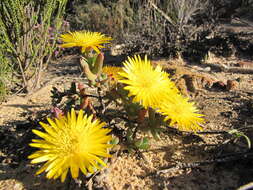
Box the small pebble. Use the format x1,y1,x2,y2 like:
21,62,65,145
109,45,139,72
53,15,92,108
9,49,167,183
226,80,238,91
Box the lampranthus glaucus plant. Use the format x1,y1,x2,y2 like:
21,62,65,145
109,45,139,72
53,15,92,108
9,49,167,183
60,31,112,53
28,109,112,182
118,55,178,109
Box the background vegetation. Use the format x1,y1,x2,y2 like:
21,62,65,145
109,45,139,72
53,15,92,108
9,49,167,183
0,0,252,100
66,0,253,57
0,0,68,96
0,42,11,101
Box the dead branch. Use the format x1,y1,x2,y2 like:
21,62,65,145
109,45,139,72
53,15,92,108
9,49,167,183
166,126,228,135
204,62,253,74
237,182,253,190
149,1,176,26
227,67,253,74
154,152,253,175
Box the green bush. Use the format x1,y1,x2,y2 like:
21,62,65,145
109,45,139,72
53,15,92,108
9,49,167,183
0,0,68,93
0,44,11,101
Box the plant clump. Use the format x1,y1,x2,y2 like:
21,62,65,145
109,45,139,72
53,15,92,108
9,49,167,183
29,30,205,183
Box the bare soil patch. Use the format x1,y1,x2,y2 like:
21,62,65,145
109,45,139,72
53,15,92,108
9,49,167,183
0,53,253,190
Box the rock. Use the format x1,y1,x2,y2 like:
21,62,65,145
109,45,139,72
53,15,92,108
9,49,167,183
226,80,238,91
13,183,24,190
110,44,126,56
237,61,253,68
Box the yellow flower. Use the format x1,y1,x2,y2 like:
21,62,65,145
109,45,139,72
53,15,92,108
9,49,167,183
118,55,178,108
158,95,204,132
28,109,112,182
102,66,123,81
60,31,112,53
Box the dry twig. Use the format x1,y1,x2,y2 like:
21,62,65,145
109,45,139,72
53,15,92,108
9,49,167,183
204,63,253,74
153,152,253,176
237,182,253,190
149,1,176,26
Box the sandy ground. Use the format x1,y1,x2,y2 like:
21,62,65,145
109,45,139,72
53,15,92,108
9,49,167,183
0,53,253,190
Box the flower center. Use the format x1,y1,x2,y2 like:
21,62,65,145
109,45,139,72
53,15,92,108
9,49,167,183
140,78,152,88
58,130,81,156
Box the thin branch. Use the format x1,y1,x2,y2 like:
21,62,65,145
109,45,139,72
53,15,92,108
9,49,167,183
237,182,253,190
85,94,100,99
204,62,253,74
196,130,228,135
145,152,253,177
166,126,228,135
97,87,105,114
149,1,176,26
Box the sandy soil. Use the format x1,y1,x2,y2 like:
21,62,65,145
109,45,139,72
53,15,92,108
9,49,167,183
0,53,253,190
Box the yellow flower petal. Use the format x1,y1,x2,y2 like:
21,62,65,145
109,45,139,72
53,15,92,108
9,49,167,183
61,169,69,182
70,159,79,179
30,154,56,164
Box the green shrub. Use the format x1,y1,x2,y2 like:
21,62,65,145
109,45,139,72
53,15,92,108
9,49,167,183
0,0,68,93
0,41,11,101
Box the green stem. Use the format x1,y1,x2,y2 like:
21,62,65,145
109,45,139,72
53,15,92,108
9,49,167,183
148,107,156,122
80,57,97,82
91,53,104,76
